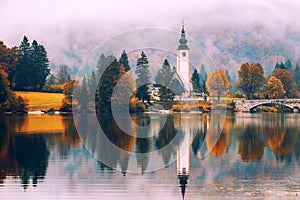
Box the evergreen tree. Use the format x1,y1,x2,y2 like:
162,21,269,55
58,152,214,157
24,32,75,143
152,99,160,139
135,52,151,103
199,64,208,93
285,59,293,71
191,68,201,92
15,36,32,90
274,62,286,71
225,70,231,83
15,36,49,91
293,63,300,92
57,65,71,84
79,76,89,112
155,59,175,108
31,40,50,90
88,70,97,94
96,55,120,113
119,50,130,72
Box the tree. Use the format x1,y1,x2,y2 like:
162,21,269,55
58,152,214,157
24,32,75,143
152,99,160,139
15,36,49,91
96,55,121,113
0,41,19,88
191,68,201,93
155,59,175,108
199,64,208,93
57,65,71,84
273,68,297,98
237,62,265,99
119,50,130,72
285,59,293,71
135,51,151,103
267,76,285,99
206,70,229,102
46,74,56,85
15,36,31,90
225,70,231,83
78,76,89,112
88,70,97,94
111,64,136,111
293,63,300,92
30,40,50,90
0,69,9,104
274,62,286,71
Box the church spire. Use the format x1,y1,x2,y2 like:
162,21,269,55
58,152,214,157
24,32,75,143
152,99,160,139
177,22,189,50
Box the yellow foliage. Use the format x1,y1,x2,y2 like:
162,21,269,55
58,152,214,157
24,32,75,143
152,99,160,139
182,104,191,112
172,104,181,112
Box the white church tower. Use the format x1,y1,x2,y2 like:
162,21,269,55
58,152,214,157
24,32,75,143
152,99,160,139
176,23,191,95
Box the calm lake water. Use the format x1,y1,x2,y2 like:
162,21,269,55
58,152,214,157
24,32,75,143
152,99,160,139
1,113,300,199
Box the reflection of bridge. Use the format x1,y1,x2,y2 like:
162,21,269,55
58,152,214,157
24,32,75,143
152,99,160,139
233,99,300,112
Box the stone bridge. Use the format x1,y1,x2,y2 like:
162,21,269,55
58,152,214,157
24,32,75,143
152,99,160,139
232,99,300,112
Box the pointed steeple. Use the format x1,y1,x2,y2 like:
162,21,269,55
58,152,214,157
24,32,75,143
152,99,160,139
177,22,189,50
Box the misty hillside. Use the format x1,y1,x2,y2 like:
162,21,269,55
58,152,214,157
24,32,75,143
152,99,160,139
50,22,300,78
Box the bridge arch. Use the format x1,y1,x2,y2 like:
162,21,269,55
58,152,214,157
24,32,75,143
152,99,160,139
249,102,294,112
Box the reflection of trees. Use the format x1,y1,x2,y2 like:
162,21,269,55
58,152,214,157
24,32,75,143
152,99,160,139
0,116,49,189
82,114,137,175
205,116,231,156
238,126,264,162
155,115,178,166
268,127,296,159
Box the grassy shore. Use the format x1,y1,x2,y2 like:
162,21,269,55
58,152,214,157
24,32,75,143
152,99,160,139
16,91,64,111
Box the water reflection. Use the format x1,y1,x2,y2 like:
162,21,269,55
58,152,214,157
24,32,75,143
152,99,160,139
0,115,80,189
1,113,300,198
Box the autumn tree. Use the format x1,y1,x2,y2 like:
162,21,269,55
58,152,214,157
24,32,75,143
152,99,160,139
267,76,285,99
206,70,229,102
111,64,136,111
0,41,19,88
273,68,297,98
135,51,151,103
0,69,9,104
237,62,265,99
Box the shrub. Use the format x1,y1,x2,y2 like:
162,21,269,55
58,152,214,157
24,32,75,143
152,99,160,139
172,104,181,112
59,99,72,112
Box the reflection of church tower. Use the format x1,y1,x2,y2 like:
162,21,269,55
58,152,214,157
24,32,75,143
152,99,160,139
177,125,191,199
177,22,191,94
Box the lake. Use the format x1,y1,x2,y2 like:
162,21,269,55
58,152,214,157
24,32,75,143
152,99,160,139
0,113,300,199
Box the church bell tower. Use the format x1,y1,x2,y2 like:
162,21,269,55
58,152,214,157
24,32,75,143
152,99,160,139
176,23,191,95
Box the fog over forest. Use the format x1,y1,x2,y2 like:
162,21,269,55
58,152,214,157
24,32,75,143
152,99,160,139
1,0,300,76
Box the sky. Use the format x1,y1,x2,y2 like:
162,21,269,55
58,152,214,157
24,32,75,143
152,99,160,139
0,0,299,67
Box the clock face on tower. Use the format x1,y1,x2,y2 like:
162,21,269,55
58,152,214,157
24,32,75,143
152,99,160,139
182,52,186,57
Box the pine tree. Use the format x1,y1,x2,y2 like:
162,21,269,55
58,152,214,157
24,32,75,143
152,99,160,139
225,70,231,83
57,65,71,84
191,68,201,92
119,50,130,72
15,36,32,90
285,59,293,71
15,36,49,91
79,76,89,112
88,70,97,94
31,40,50,90
293,63,300,92
135,52,151,103
199,64,208,93
155,59,175,108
